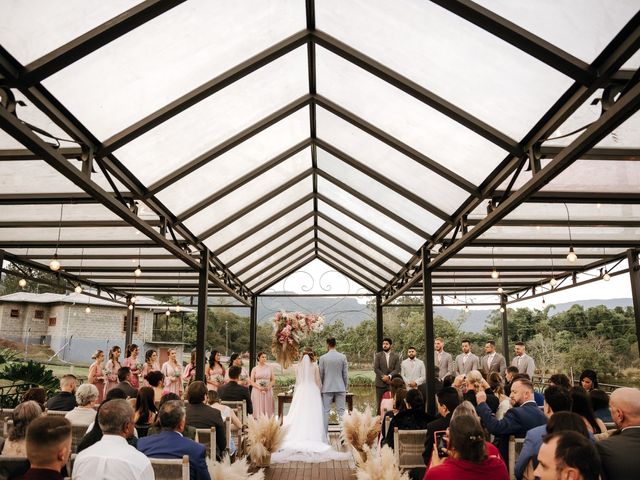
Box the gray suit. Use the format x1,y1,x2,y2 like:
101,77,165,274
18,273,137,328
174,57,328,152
434,351,454,379
481,353,507,376
511,354,535,379
454,353,479,375
319,349,348,433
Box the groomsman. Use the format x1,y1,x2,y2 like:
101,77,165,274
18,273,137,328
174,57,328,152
511,341,536,379
373,338,401,412
401,347,425,389
454,339,479,376
481,340,507,376
434,337,454,379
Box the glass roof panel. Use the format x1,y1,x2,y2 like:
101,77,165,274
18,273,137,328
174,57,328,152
232,222,315,272
0,226,147,241
248,251,315,291
316,148,443,234
469,202,640,222
209,200,313,259
316,0,573,139
240,233,315,280
0,161,80,193
317,248,384,289
0,1,140,64
317,177,425,248
473,0,639,64
43,0,306,139
477,225,640,241
316,231,390,281
112,47,308,185
441,256,594,269
317,200,411,262
186,177,311,239
315,47,507,186
0,204,121,222
316,108,468,215
157,109,310,214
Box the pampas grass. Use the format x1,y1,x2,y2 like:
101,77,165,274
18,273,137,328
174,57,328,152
341,406,380,452
207,455,264,480
246,414,287,463
355,445,409,480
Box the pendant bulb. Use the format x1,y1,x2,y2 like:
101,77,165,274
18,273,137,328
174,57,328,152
74,285,82,294
603,272,611,282
49,253,61,271
85,306,91,314
491,268,500,279
550,277,558,287
18,278,27,288
567,247,577,263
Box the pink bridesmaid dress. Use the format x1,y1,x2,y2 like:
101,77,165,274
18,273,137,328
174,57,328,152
162,361,183,396
250,364,274,418
123,356,141,389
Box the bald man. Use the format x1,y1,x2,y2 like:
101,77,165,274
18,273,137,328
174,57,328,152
596,387,640,480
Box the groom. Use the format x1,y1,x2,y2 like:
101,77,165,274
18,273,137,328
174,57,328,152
319,337,348,434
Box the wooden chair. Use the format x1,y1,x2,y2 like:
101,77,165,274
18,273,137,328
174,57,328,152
65,453,77,478
221,400,247,426
383,415,391,439
508,435,526,480
0,408,13,424
70,424,88,453
45,410,69,417
195,427,217,462
0,456,30,479
3,419,13,437
393,428,428,468
224,416,232,457
149,455,189,480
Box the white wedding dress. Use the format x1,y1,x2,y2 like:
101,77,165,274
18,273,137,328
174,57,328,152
270,355,351,463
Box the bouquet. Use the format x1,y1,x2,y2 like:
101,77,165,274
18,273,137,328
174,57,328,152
212,374,225,384
257,379,270,393
271,311,324,368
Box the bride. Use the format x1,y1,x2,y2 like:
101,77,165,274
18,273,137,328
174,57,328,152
271,349,350,463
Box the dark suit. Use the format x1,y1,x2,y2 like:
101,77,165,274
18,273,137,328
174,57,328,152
217,381,253,415
464,389,500,414
383,409,433,449
114,381,138,398
373,350,401,410
422,413,452,465
476,400,546,461
138,430,210,480
185,403,226,459
597,427,640,480
45,391,76,411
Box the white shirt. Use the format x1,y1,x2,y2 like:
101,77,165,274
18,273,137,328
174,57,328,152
73,434,155,480
462,352,470,364
384,351,390,367
65,407,97,426
401,357,426,386
486,353,495,370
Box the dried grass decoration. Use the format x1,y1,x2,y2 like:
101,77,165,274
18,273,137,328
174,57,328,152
355,445,410,480
246,414,288,467
340,406,381,461
207,455,264,480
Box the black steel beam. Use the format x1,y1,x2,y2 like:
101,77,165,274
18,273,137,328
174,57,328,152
0,240,161,248
307,0,319,258
500,294,509,358
0,220,161,228
249,295,258,374
467,218,640,228
0,193,134,205
196,250,209,381
465,239,640,248
539,146,640,160
376,294,383,354
21,1,186,85
423,247,436,415
0,147,82,160
512,191,640,204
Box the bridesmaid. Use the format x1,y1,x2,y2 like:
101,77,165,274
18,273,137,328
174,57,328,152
88,350,106,404
226,352,249,387
104,345,121,395
123,344,141,389
141,349,160,386
183,350,197,386
250,352,274,418
205,350,225,391
161,348,183,396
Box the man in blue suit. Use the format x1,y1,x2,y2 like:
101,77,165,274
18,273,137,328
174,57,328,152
138,400,211,480
476,378,546,462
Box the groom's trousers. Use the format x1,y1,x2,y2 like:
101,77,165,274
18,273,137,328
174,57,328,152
322,391,346,433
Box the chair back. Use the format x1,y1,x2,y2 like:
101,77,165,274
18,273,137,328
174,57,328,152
221,400,246,425
195,427,216,461
65,453,77,478
45,410,69,417
0,456,30,479
384,415,391,438
393,428,428,468
508,435,526,479
71,424,88,453
0,408,13,424
3,419,13,437
224,416,231,455
149,455,189,480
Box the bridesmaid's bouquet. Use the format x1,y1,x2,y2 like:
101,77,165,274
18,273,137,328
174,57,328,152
271,311,324,369
257,379,269,392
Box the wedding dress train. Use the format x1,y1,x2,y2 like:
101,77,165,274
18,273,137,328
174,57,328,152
270,355,351,463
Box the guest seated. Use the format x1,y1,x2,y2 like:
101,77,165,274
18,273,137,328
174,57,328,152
547,373,572,390
22,415,72,480
570,387,606,434
380,377,405,416
380,387,407,443
207,390,241,456
422,387,460,466
464,370,498,413
424,415,509,480
65,384,99,426
1,401,42,456
513,373,543,406
73,399,153,480
134,387,158,426
579,369,598,392
147,393,197,441
184,381,226,460
451,375,466,397
46,375,77,411
504,366,519,396
488,372,511,419
589,389,612,423
145,370,166,406
77,388,134,453
115,367,138,399
138,400,211,480
534,431,601,480
441,375,455,390
218,366,253,416
22,387,47,412
384,389,433,449
596,387,640,480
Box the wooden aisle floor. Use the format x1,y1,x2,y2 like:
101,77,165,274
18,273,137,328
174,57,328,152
263,431,356,480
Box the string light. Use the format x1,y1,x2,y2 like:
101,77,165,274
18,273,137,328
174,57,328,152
128,304,133,310
490,247,499,279
50,204,64,271
564,204,577,262
497,286,504,294
74,285,82,294
602,248,610,281
85,306,91,314
133,247,142,277
18,278,27,288
165,309,171,317
499,306,505,313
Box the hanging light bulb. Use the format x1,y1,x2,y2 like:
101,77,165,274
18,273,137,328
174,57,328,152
128,304,134,310
499,306,505,313
85,306,91,314
550,277,558,287
491,268,500,279
603,271,611,281
134,265,142,277
165,309,171,317
463,305,469,313
175,304,181,313
567,247,577,263
18,278,27,288
497,286,504,294
131,296,137,304
541,297,546,308
49,253,61,271
74,284,83,294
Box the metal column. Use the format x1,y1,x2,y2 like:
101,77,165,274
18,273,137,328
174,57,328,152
422,247,436,416
500,294,509,360
125,295,134,349
375,294,383,352
249,295,258,373
196,249,209,381
627,249,640,356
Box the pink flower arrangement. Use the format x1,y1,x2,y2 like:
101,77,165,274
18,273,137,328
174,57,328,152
271,311,324,368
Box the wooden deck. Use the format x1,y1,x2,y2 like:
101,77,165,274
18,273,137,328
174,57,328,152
263,432,356,480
